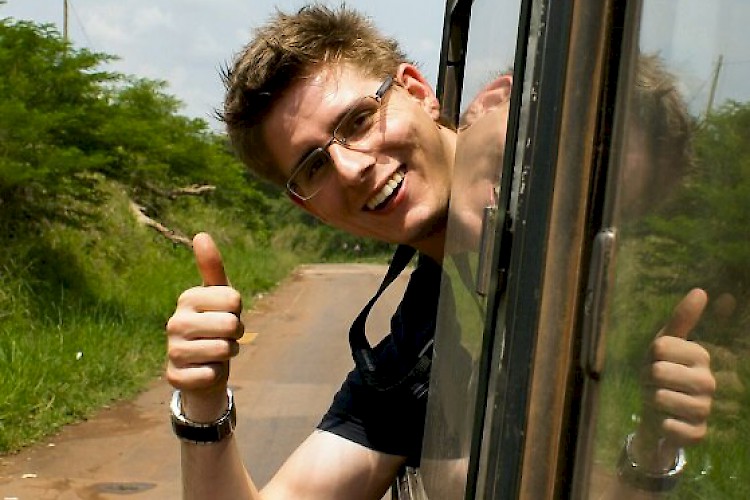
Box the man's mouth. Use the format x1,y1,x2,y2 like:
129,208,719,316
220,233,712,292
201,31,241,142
365,169,405,211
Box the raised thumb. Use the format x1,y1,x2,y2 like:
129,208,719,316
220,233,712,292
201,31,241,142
192,232,229,286
656,288,708,340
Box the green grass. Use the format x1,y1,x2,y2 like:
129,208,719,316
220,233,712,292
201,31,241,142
0,177,394,454
0,309,163,450
0,183,305,453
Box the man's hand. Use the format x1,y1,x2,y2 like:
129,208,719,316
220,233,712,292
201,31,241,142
166,232,245,423
634,288,716,470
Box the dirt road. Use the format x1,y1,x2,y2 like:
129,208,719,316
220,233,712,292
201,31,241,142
0,263,409,499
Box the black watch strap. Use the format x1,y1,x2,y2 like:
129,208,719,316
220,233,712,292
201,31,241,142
170,389,236,444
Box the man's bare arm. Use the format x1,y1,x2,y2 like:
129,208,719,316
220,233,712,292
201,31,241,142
167,233,404,500
262,431,405,500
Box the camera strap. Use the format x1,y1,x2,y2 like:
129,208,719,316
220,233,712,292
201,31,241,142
349,245,434,399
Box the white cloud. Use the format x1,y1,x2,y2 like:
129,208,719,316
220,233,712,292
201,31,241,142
132,5,174,33
81,8,131,46
190,28,225,58
1,0,443,122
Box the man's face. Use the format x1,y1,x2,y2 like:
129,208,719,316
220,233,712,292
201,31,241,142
262,64,455,258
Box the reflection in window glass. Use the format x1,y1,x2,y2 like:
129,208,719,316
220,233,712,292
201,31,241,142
460,0,519,115
419,0,520,498
590,1,749,498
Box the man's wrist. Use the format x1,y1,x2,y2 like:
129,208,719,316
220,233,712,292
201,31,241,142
617,433,686,492
171,388,236,444
180,387,231,423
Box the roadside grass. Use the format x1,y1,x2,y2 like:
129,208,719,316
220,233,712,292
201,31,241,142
0,184,303,453
0,308,164,451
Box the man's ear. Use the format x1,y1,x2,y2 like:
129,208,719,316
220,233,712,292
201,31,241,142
459,74,513,128
481,74,513,107
286,191,327,222
395,63,441,121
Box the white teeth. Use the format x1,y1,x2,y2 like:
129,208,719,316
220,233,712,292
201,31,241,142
366,170,404,210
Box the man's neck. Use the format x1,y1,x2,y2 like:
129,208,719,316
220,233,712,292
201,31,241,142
413,229,447,263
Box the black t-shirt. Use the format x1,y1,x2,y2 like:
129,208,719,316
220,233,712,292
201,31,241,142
317,253,442,464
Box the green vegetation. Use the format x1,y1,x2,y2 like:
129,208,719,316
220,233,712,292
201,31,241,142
0,16,390,453
594,101,750,498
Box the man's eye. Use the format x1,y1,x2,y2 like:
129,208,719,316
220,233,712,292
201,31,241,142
304,153,330,181
339,107,377,141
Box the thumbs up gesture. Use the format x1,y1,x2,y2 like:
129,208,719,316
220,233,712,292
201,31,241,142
633,288,716,470
166,233,245,422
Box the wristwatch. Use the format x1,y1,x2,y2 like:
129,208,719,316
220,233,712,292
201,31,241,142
617,433,686,492
170,388,236,444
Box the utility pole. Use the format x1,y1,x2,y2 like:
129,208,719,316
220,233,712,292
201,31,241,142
705,54,724,117
63,0,69,43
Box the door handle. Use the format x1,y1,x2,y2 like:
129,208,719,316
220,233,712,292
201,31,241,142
581,228,617,378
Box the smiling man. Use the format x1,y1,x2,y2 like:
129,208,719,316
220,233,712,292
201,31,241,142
164,5,715,500
265,64,454,258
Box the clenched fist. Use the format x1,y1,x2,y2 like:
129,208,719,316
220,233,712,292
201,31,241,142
634,288,716,470
166,233,245,422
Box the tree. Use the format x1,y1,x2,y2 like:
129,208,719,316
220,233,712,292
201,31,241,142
644,102,750,290
638,100,750,343
0,17,271,242
0,19,116,228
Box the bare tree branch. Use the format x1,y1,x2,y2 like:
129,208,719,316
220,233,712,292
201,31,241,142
129,201,192,248
171,184,216,197
140,182,216,200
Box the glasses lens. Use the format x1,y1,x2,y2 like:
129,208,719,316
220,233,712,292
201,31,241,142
289,150,332,199
334,97,380,146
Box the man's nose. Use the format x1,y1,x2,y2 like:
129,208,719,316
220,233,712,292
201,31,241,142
327,143,375,184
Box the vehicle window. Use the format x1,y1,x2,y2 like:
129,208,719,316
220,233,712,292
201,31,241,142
586,1,750,498
419,0,521,498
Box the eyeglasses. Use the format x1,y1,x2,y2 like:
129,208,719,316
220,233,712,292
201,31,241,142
286,76,395,201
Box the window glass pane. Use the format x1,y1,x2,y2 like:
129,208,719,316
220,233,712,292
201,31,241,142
588,1,750,498
419,0,520,498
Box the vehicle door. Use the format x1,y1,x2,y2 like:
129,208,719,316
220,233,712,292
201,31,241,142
401,0,750,499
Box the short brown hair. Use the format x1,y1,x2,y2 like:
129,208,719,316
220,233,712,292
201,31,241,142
633,54,693,169
219,4,410,186
618,53,694,217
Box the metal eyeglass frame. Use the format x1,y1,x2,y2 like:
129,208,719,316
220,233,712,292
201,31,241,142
285,75,395,201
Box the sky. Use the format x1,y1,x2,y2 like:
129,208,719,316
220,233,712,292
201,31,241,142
1,0,446,129
3,0,748,126
640,0,750,116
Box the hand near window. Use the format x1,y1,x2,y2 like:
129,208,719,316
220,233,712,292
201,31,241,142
633,288,715,472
